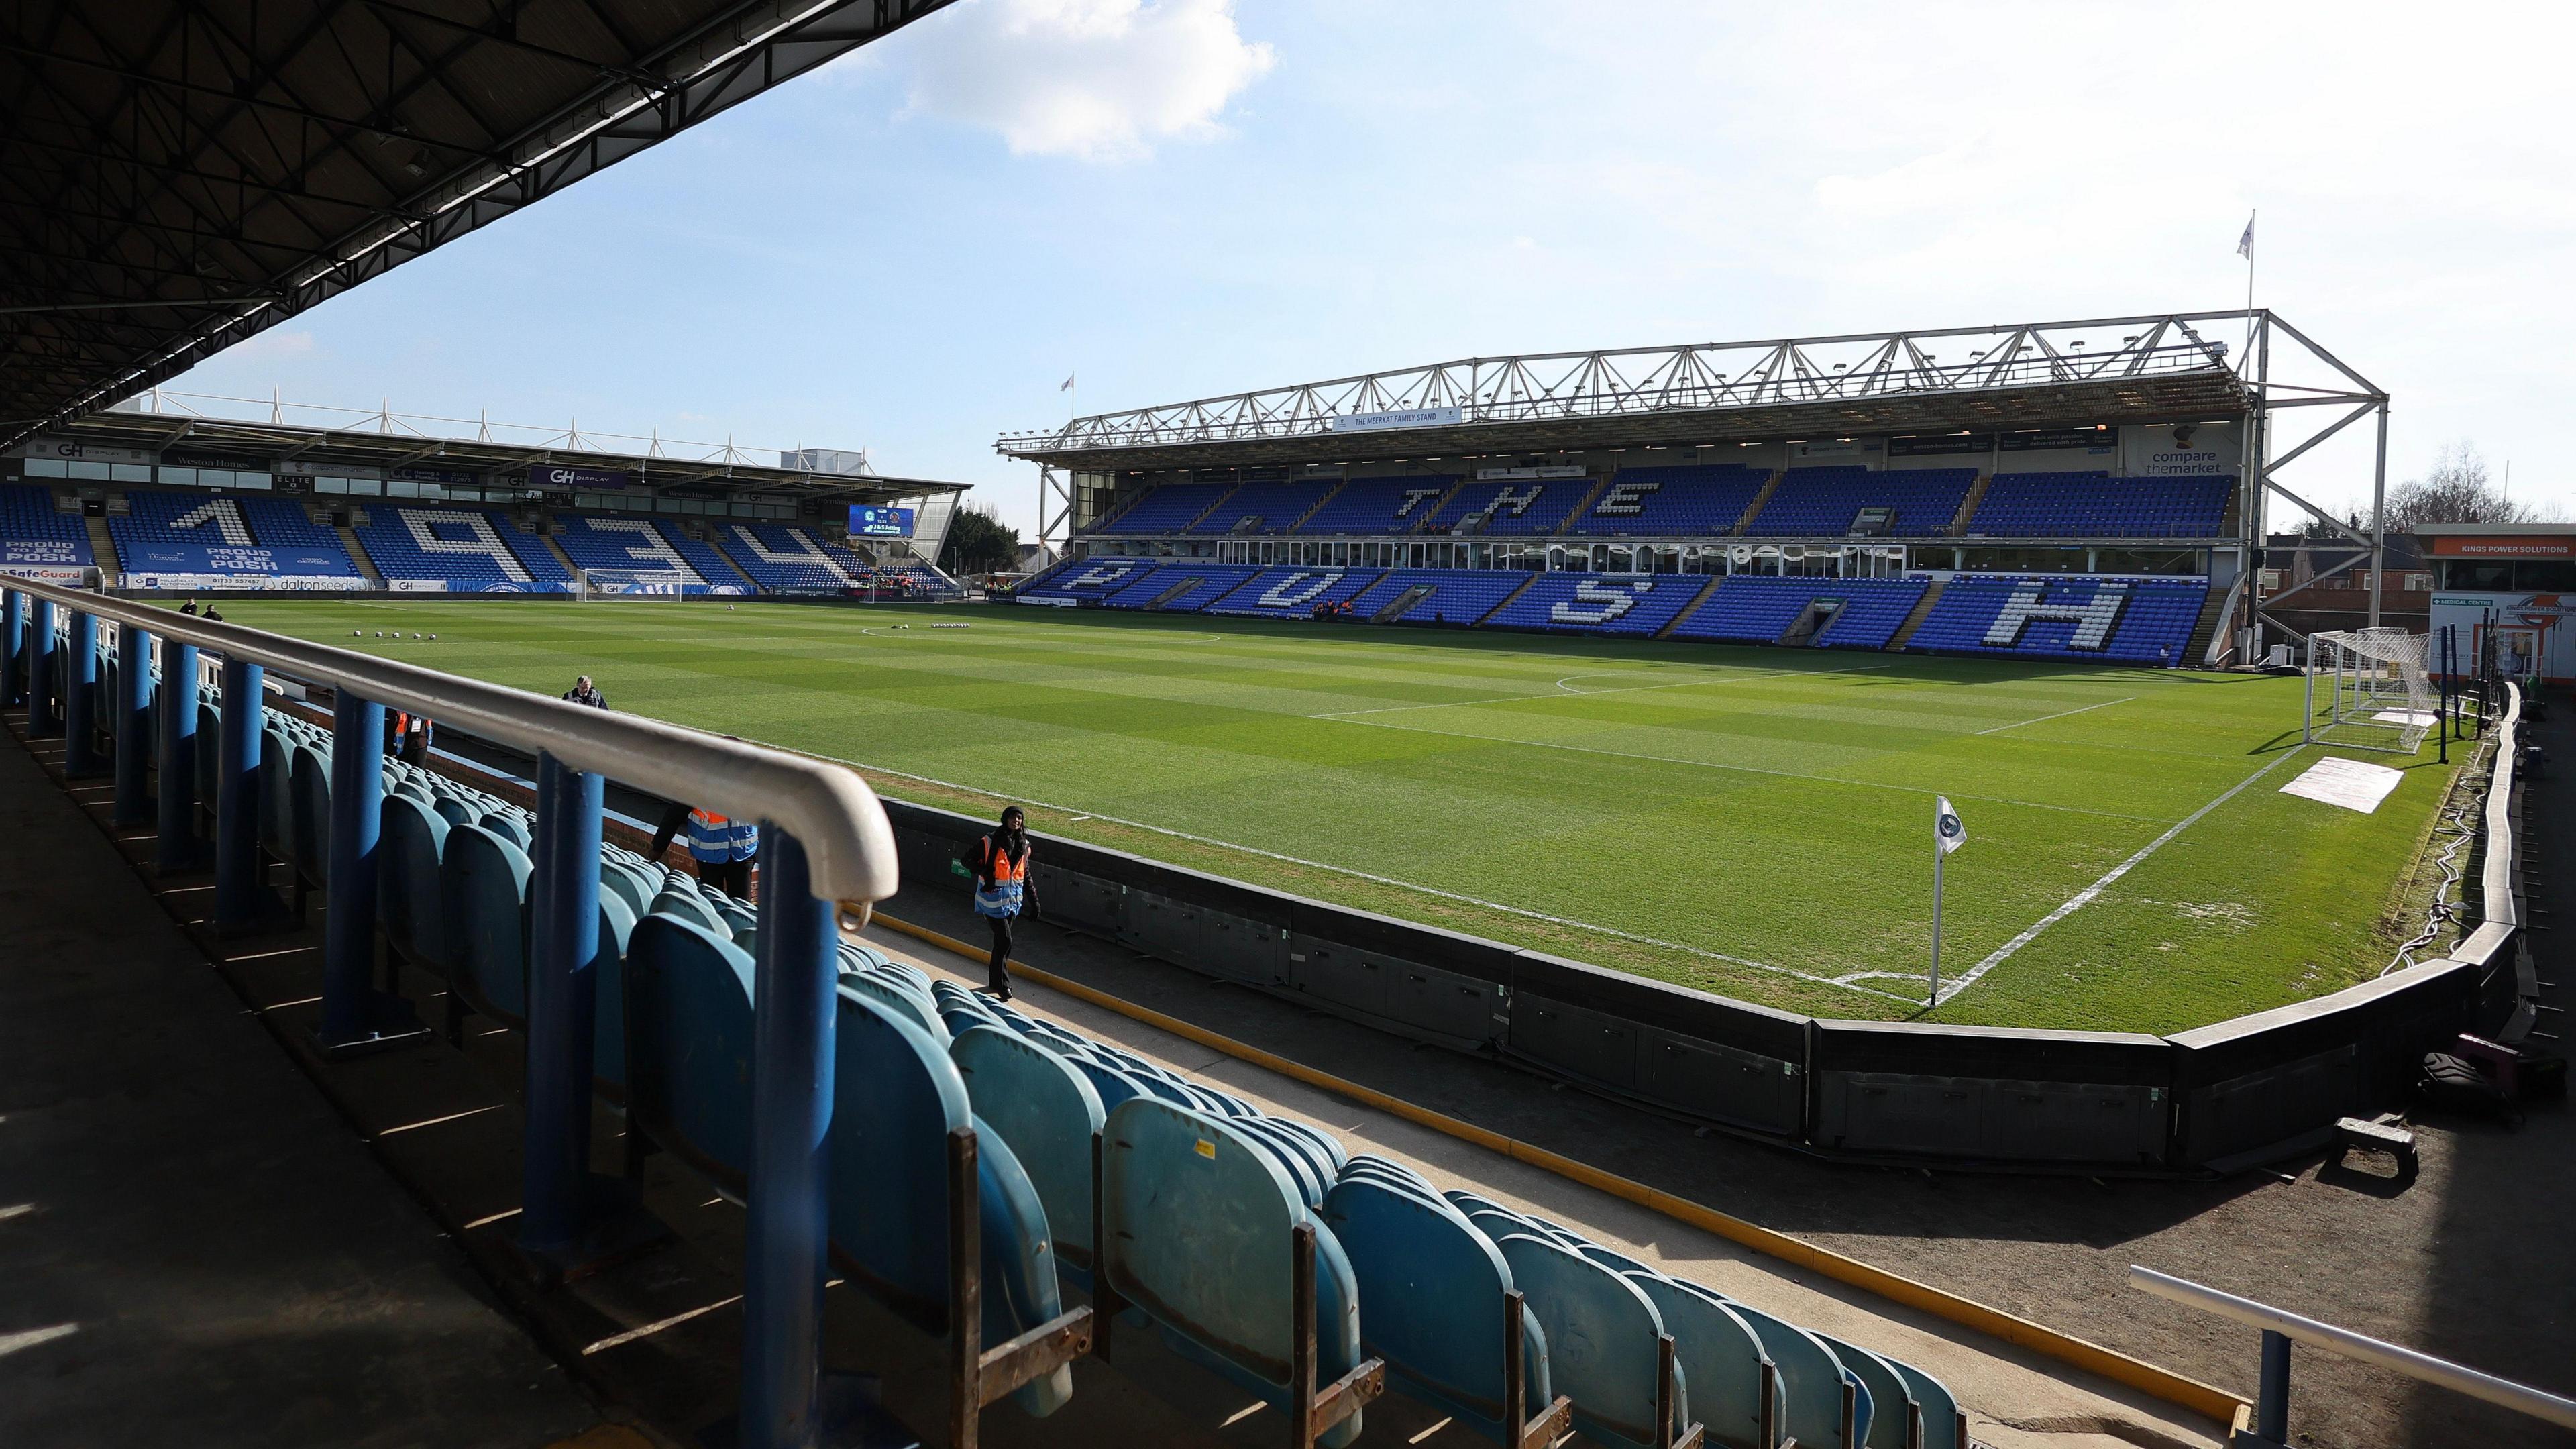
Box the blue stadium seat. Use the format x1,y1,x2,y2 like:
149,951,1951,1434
1100,564,1264,611
1493,1233,1679,1449
1320,1175,1555,1446
712,522,852,592
110,491,364,582
379,793,451,974
1625,1278,1774,1449
1092,482,1236,535
1190,479,1340,535
1204,565,1388,617
1721,1300,1862,1449
352,504,572,592
1482,572,1709,637
441,822,534,1032
1426,478,1593,536
1295,476,1460,535
551,513,741,588
1904,576,2207,665
1344,568,1531,626
1747,467,1976,537
1018,557,1157,603
1571,464,1770,537
1102,1097,1368,1448
623,914,759,1198
951,1026,1107,1289
1964,472,2233,538
0,482,93,572
1665,576,1929,651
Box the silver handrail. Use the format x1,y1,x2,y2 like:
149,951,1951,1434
7,577,898,908
2129,1266,2576,1431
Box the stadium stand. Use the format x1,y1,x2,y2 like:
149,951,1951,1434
1100,564,1264,611
1203,565,1387,618
1904,575,2208,664
1667,576,1931,651
1569,464,1771,537
0,482,95,574
1345,568,1532,625
1018,556,1157,604
1296,476,1459,535
111,490,364,581
1426,478,1595,537
1746,466,1977,537
1188,479,1340,535
881,557,966,599
1091,481,1234,535
352,504,574,592
549,513,715,586
1966,472,2235,538
711,522,852,592
1483,571,1711,637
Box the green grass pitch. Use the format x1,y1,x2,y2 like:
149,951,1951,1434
217,596,2464,1033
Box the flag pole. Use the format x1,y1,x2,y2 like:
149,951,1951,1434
1929,808,1943,1006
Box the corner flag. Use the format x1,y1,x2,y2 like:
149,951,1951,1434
1935,796,1967,854
2237,214,2255,258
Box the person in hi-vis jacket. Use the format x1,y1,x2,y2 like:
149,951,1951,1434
969,806,1040,1000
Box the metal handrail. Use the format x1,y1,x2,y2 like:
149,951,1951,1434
3,576,896,907
2129,1266,2576,1431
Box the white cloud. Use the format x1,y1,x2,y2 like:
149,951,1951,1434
901,0,1273,161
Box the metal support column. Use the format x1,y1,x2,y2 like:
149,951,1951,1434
1,588,20,706
114,623,152,824
63,609,99,776
314,689,429,1057
2255,1329,2291,1445
154,640,201,871
29,598,58,735
2368,403,2388,631
741,827,841,1449
214,656,266,932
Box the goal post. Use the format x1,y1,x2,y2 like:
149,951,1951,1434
575,567,692,602
2304,627,2434,753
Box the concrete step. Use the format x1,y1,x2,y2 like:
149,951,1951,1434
1887,578,1948,649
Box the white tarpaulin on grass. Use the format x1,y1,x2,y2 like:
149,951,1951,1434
2280,755,2406,814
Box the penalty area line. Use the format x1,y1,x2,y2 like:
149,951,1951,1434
1924,747,2310,1004
1971,694,2136,736
822,753,1919,1005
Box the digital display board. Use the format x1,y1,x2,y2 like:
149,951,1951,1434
847,505,915,537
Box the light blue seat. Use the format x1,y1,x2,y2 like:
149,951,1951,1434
1723,1299,1854,1449
951,1026,1106,1289
622,914,757,1197
829,991,1072,1417
379,794,450,969
481,810,531,850
1629,1277,1770,1449
1817,1335,1906,1449
288,743,330,886
598,857,654,919
591,892,639,1095
441,823,533,1031
649,883,726,936
1884,1357,1964,1449
1322,1175,1551,1446
1102,1097,1368,1448
844,970,946,1044
258,724,293,857
1495,1233,1678,1449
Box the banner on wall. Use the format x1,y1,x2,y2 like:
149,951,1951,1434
3,540,85,566
527,464,632,490
2426,534,2576,557
121,544,354,576
123,573,370,591
2429,590,2576,682
1888,428,2120,458
1328,406,1463,433
2123,421,2241,476
387,578,449,593
1,565,90,584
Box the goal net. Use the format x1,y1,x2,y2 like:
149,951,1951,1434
2304,627,2434,753
576,568,692,602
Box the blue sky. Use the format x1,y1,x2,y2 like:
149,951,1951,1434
167,1,2576,535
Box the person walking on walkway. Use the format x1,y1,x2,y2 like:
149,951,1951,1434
679,806,758,898
970,806,1040,1000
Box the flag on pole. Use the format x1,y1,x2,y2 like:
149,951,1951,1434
1060,373,1076,392
2236,215,2255,258
1935,796,1967,855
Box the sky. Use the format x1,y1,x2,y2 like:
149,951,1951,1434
164,0,2576,538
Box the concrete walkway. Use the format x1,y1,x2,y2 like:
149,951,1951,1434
0,723,611,1449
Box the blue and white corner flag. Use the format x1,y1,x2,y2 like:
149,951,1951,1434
2237,214,2255,258
1935,796,1967,855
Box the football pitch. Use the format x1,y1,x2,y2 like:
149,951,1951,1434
219,597,2464,1033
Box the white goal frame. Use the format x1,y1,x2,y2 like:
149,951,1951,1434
576,568,692,602
2304,627,2434,753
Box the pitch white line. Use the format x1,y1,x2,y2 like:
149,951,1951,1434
1971,695,2137,736
1313,662,1892,720
1919,747,2310,1003
1324,716,2176,823
822,753,1917,1003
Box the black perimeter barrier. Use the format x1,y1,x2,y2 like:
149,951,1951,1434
871,686,2527,1177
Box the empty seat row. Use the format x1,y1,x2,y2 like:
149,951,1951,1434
1746,466,1976,538
1668,576,1931,651
1570,464,1770,537
1090,482,1236,534
712,522,853,591
350,504,574,592
0,482,96,570
1906,576,2208,665
1203,564,1389,617
1100,563,1265,610
1483,571,1711,637
1964,472,2233,539
109,490,366,579
1191,479,1340,535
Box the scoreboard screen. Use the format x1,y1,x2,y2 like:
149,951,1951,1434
847,505,915,537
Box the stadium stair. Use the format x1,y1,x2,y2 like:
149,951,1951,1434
1371,584,1433,623
1886,579,1947,649
335,521,384,586
2185,585,2230,665
1729,471,1784,535
1481,570,1546,624
83,514,117,584
1144,576,1205,610
1285,481,1344,532
538,530,582,580
697,528,759,590
1652,576,1721,639
1947,474,1992,537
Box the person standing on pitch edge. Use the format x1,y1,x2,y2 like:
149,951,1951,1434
970,806,1040,1000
